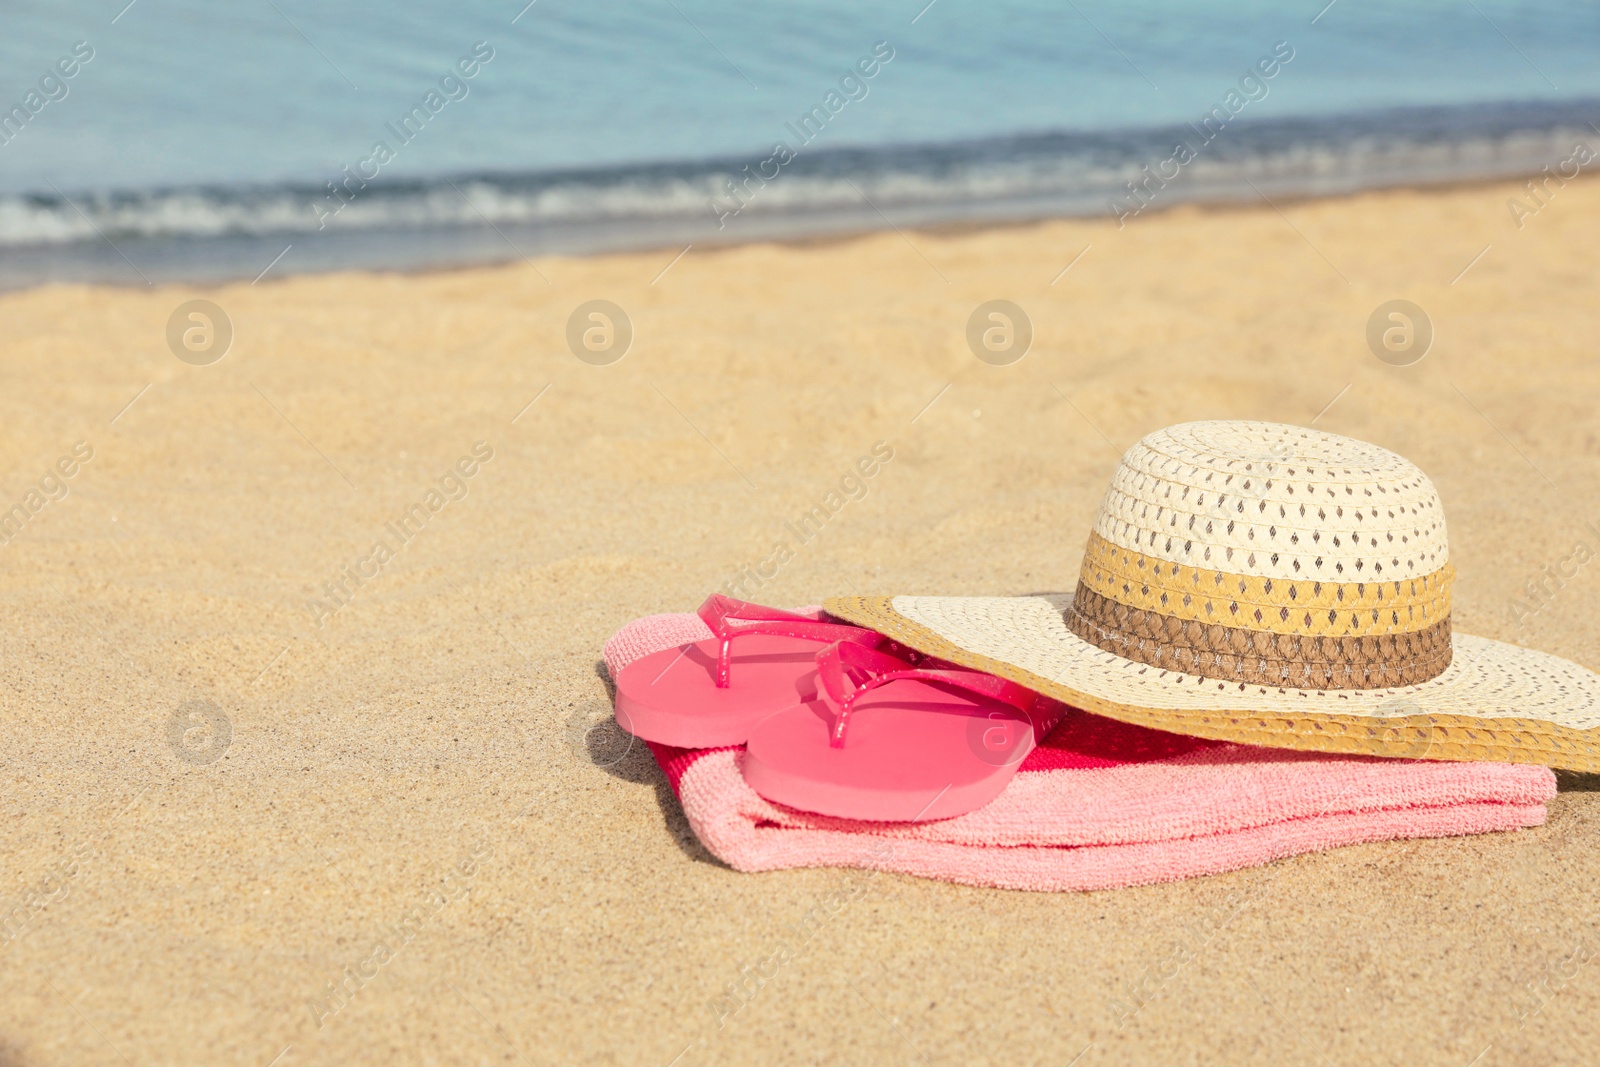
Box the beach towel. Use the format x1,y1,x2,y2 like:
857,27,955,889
604,612,1557,892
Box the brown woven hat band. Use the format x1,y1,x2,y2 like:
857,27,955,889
1064,584,1454,689
1077,532,1453,638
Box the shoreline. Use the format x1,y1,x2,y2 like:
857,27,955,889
5,95,1596,292
2,162,1584,293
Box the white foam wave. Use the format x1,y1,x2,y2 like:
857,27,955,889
0,113,1590,248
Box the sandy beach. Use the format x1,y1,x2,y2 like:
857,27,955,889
1,174,1598,1065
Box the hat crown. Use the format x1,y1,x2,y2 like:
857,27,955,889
1092,420,1448,581
1067,421,1455,690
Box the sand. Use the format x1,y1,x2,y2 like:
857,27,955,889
1,174,1598,1066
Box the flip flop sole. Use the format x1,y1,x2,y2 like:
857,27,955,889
613,634,823,747
742,683,1037,821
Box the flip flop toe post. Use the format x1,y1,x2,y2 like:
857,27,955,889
612,596,879,747
743,642,1062,821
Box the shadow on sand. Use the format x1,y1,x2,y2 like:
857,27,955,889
587,661,728,869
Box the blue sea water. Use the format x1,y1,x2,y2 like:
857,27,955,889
0,0,1596,284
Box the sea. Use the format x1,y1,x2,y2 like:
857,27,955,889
1,0,1597,287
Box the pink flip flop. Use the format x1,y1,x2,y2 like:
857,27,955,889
612,596,885,747
742,641,1064,822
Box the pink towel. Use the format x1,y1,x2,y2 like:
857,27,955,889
605,612,1557,892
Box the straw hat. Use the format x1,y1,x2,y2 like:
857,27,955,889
826,421,1600,771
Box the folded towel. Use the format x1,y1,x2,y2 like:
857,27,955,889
605,612,1558,892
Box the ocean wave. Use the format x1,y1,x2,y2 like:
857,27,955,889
2,99,1594,251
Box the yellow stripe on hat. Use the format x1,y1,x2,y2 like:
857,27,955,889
1077,531,1453,638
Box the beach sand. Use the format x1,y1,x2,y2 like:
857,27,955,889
1,174,1598,1066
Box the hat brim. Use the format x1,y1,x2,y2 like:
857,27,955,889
823,594,1600,772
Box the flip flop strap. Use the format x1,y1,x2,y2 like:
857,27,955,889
696,594,878,689
816,641,1039,748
